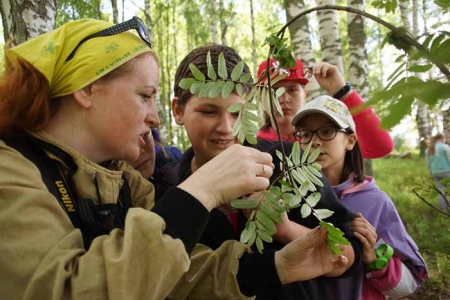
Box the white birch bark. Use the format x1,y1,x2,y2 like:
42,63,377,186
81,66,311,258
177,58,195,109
316,0,344,74
0,0,56,46
283,0,320,100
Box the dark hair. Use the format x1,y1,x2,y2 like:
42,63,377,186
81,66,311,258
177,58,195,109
173,44,252,110
341,141,365,184
428,133,444,156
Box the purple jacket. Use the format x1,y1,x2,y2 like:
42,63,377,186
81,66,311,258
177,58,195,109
327,176,428,299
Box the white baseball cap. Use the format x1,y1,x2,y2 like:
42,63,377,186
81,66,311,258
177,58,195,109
291,95,356,132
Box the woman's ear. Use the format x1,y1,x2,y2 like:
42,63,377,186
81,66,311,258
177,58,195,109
346,133,357,151
72,84,94,108
172,97,184,125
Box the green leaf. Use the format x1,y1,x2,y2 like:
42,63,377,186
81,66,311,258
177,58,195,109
222,81,234,99
179,78,196,90
229,102,243,113
275,87,285,98
305,192,321,207
300,204,312,218
256,236,264,254
218,53,227,79
257,229,273,243
240,73,252,83
256,210,277,234
302,166,324,187
307,165,323,181
232,119,242,137
208,81,224,98
244,110,259,123
261,201,282,223
240,221,256,243
248,229,257,246
198,81,215,98
292,141,301,165
190,81,205,94
189,63,205,82
206,51,217,81
236,83,243,96
231,61,244,81
307,148,321,164
407,64,433,73
288,194,302,207
230,199,260,209
301,142,312,164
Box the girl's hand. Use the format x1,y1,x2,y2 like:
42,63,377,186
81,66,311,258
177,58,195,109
309,62,347,96
351,213,378,265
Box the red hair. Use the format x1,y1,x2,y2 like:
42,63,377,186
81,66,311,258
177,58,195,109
0,49,51,137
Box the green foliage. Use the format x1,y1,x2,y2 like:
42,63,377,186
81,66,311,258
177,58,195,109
179,50,350,254
366,30,450,130
231,144,347,255
372,154,450,297
371,0,398,14
56,0,105,26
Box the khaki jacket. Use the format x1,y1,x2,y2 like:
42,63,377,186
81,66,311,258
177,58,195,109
0,132,251,300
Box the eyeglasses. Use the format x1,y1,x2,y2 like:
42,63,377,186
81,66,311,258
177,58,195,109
65,16,152,62
294,126,349,144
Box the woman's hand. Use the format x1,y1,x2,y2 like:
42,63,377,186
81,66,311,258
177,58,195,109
274,226,349,284
178,144,274,211
351,213,378,266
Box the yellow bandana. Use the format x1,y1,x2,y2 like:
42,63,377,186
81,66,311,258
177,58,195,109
7,18,153,99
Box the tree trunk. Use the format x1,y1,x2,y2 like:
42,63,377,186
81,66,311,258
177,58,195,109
111,0,118,24
0,0,56,46
347,0,371,174
347,0,369,99
443,108,450,143
211,0,218,43
143,0,154,48
398,0,411,29
249,0,257,76
412,0,432,156
283,0,320,100
316,0,344,73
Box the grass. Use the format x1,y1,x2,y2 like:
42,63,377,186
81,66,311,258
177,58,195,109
372,153,450,299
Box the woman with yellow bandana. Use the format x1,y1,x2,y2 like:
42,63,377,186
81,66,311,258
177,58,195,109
0,18,348,300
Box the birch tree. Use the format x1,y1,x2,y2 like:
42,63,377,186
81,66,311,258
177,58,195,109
111,0,119,24
249,0,257,76
211,0,219,43
283,0,321,100
316,0,344,73
0,0,56,46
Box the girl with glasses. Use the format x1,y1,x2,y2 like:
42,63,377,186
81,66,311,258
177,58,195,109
256,58,394,159
286,95,429,299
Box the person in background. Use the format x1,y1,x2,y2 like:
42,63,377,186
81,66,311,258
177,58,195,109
0,18,347,300
425,132,450,211
152,128,182,172
152,43,362,300
256,58,394,159
285,95,428,299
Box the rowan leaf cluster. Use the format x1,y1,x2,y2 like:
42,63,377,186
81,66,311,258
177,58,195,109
178,49,351,256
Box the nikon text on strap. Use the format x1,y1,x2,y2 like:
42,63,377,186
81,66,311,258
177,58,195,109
4,132,132,248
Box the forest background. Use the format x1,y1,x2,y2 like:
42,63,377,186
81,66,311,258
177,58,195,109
1,0,449,298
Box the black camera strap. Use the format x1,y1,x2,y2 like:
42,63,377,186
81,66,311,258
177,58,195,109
4,132,132,247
